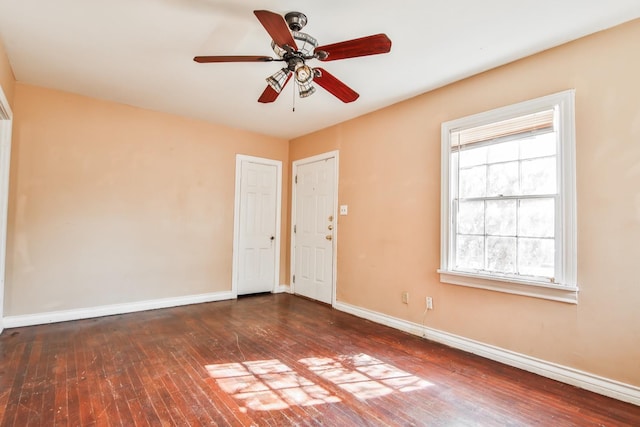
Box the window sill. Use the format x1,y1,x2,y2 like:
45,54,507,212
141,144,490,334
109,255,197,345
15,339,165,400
437,270,578,304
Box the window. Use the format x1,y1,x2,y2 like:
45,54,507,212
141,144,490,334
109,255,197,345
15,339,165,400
439,90,578,303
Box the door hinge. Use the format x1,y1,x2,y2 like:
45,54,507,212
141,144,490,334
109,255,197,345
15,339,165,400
294,224,296,233
293,274,296,284
295,175,298,184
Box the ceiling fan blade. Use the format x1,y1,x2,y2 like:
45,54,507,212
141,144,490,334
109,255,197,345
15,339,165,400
258,86,280,103
316,34,392,61
313,68,359,103
194,56,274,63
258,73,293,103
254,10,298,50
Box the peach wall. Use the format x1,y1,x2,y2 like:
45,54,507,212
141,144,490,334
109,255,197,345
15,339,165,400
0,35,14,106
290,19,640,386
6,83,289,316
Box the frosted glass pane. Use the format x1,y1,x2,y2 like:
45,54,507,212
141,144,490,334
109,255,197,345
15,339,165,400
458,201,484,234
459,165,486,198
488,141,519,163
487,162,519,196
518,198,554,238
486,236,516,273
521,157,556,195
520,132,556,159
456,235,484,270
486,200,516,236
459,146,487,168
518,238,554,278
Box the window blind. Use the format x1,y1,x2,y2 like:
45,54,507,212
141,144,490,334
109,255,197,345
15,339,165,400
451,109,554,147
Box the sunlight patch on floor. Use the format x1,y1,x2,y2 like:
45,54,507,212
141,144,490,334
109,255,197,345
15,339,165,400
205,353,432,410
299,353,433,400
205,359,341,411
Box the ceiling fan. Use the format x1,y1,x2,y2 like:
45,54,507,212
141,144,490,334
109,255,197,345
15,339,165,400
194,10,392,104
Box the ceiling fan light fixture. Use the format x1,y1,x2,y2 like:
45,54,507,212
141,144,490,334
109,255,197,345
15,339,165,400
266,68,290,93
297,81,315,98
294,64,313,84
271,32,317,58
291,32,317,56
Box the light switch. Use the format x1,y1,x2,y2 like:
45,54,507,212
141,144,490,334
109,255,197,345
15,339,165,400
339,205,348,215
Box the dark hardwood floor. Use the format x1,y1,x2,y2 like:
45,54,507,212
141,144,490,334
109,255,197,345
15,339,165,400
0,294,638,426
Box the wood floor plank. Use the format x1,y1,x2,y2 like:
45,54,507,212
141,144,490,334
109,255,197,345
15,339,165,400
1,294,639,426
2,342,32,426
74,341,96,426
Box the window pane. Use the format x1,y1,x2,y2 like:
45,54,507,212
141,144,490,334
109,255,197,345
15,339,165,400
520,132,556,159
458,146,487,168
486,236,516,273
487,162,519,196
518,198,555,238
459,165,486,198
518,238,554,278
487,140,519,163
456,235,484,270
458,201,484,234
521,157,556,195
486,200,516,236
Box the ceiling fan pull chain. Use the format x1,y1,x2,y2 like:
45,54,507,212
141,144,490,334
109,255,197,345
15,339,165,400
292,80,297,112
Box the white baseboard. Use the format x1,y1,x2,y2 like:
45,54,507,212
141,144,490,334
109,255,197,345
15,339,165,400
333,301,640,406
3,291,235,329
274,284,292,293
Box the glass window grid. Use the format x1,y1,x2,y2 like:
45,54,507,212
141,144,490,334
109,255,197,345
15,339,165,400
451,131,557,282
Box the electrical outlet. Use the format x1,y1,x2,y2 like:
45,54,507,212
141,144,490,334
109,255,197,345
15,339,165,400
402,291,409,304
426,296,433,310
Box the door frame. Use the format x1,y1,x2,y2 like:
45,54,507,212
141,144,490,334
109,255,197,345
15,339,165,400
290,150,339,306
0,86,12,333
232,154,282,297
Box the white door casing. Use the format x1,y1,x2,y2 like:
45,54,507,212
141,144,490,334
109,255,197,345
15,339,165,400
0,86,12,333
233,155,282,296
291,152,338,305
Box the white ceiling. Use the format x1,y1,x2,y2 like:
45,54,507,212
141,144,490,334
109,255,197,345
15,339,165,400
1,1,639,139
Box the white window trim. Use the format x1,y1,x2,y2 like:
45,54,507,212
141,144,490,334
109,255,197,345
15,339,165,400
439,90,578,304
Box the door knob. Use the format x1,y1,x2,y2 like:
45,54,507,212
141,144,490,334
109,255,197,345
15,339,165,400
325,235,333,241
328,225,333,230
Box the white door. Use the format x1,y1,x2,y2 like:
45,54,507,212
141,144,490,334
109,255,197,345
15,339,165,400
235,157,281,295
293,154,337,304
0,87,12,333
